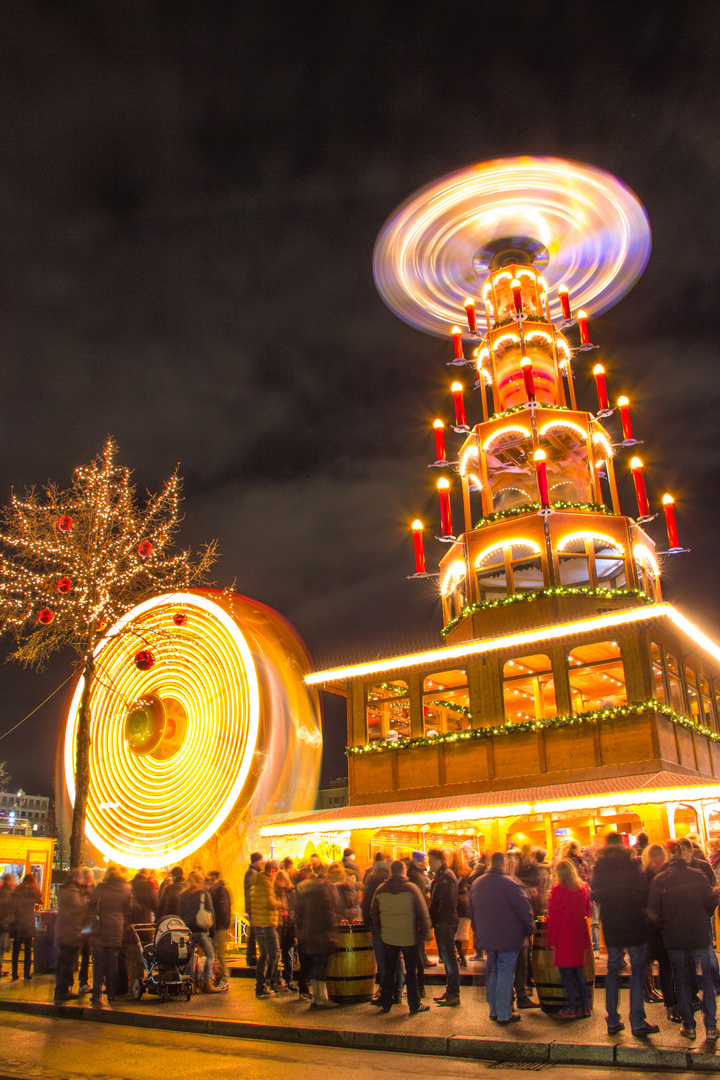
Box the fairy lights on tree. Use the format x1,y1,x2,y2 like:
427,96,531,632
0,439,216,866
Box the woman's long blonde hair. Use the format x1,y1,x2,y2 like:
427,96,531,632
555,857,582,890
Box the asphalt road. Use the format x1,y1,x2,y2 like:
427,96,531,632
0,1015,703,1080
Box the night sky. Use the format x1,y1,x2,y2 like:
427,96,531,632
0,3,718,799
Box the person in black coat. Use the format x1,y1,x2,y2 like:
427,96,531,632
590,833,657,1037
429,849,460,1007
648,839,719,1039
243,852,263,967
208,871,232,991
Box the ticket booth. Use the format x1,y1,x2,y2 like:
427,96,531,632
0,835,55,907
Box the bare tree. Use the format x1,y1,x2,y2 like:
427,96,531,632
0,439,216,866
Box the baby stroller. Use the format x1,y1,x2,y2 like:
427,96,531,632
129,917,194,1003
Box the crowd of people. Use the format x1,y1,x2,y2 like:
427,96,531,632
1,831,719,1042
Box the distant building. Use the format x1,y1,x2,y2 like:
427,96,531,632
0,789,50,837
316,777,348,810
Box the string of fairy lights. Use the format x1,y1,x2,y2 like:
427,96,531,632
441,586,650,637
347,698,718,756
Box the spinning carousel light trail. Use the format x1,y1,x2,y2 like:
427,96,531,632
63,591,321,868
373,156,651,338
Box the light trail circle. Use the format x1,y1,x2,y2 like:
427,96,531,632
63,591,263,869
372,156,651,337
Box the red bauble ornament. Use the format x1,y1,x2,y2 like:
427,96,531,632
57,516,74,534
137,541,153,559
173,613,187,626
37,607,54,625
97,619,108,632
134,649,155,671
57,577,72,594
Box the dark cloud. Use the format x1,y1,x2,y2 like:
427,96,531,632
0,2,718,792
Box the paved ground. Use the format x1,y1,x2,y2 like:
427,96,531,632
0,1014,709,1080
0,967,719,1071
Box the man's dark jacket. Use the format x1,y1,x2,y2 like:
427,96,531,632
361,863,390,925
468,868,534,952
131,873,157,923
590,845,648,946
407,861,430,898
429,864,458,927
647,858,718,950
210,879,232,931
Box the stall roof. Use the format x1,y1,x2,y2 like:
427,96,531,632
259,771,720,836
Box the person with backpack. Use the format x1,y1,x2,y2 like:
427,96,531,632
177,871,221,994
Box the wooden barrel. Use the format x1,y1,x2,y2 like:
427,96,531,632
326,924,376,1003
531,916,595,1015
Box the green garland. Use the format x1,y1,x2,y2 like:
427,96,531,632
441,587,649,638
368,681,410,698
347,699,719,756
473,501,612,528
488,401,569,422
424,699,470,718
491,314,549,330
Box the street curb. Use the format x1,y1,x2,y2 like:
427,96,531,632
1,997,719,1070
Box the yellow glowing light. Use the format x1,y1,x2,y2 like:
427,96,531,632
520,356,532,369
64,591,322,868
261,780,720,837
577,309,588,319
515,268,537,282
451,381,463,392
451,325,462,335
441,560,467,597
558,284,568,295
618,396,629,407
533,448,546,462
493,271,513,286
493,333,520,351
474,539,541,569
592,432,614,461
484,425,531,452
662,494,674,506
438,477,450,491
593,363,605,376
539,420,587,441
433,419,445,429
464,297,474,307
510,278,521,290
412,520,424,532
460,445,479,476
305,602,718,685
630,456,644,471
633,543,660,578
557,532,622,554
260,802,535,837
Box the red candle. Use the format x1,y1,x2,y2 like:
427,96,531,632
558,284,571,321
464,297,477,333
630,457,649,517
577,309,590,345
433,419,446,462
451,382,466,426
438,478,453,536
412,520,426,573
662,494,679,549
618,396,633,440
451,325,464,360
511,278,523,315
593,363,609,410
534,448,550,509
520,356,536,401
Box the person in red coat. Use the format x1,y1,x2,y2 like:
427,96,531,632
546,858,592,1019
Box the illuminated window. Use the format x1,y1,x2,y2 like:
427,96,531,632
665,654,684,714
475,540,545,602
441,562,467,625
650,643,666,703
503,654,556,725
685,665,700,724
538,423,593,504
634,546,659,600
423,669,470,736
699,676,715,731
568,640,626,712
485,429,533,512
366,680,410,743
558,535,626,589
